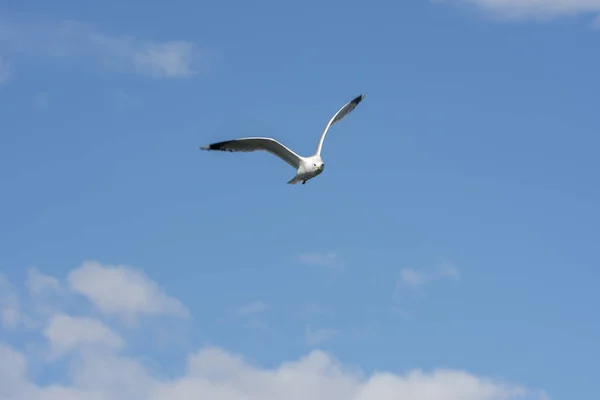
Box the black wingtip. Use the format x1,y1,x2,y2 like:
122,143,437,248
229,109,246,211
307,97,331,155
200,140,235,152
353,93,365,104
200,143,221,151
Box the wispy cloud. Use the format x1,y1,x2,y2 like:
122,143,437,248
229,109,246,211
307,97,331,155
0,274,38,330
0,274,21,328
34,92,49,108
396,261,460,291
296,301,332,319
305,324,338,346
391,262,460,308
0,56,10,83
391,261,460,320
220,301,271,331
234,301,270,316
88,34,201,78
296,251,344,270
0,12,211,78
26,268,60,296
437,0,600,20
113,90,143,110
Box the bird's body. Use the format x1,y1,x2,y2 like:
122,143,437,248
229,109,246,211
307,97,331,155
286,155,325,185
200,93,365,185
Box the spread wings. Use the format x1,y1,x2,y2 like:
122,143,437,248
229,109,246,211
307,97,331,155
315,93,365,155
200,137,302,169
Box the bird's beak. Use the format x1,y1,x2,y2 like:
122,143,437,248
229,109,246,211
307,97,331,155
319,165,324,170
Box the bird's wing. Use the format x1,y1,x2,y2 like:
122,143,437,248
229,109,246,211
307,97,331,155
314,93,365,156
200,137,302,169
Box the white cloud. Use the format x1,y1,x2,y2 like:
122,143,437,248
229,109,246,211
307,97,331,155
0,13,209,78
439,0,600,19
0,262,550,400
305,324,338,346
27,268,60,296
398,261,460,290
0,343,28,399
43,313,124,360
67,261,189,322
0,56,10,83
296,252,344,270
0,274,23,328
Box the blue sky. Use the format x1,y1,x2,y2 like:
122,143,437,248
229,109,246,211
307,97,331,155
1,1,599,399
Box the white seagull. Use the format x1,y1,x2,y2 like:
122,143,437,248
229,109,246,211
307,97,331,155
200,93,365,185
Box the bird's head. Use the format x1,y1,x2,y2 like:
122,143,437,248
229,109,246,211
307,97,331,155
313,162,325,172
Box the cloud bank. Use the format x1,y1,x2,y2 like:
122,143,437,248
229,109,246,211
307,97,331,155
0,260,550,400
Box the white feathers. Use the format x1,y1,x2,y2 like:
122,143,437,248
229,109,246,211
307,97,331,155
200,93,365,184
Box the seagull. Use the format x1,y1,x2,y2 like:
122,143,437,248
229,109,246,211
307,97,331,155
200,93,365,185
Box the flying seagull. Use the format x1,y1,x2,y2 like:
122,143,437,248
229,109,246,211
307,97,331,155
200,93,365,184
